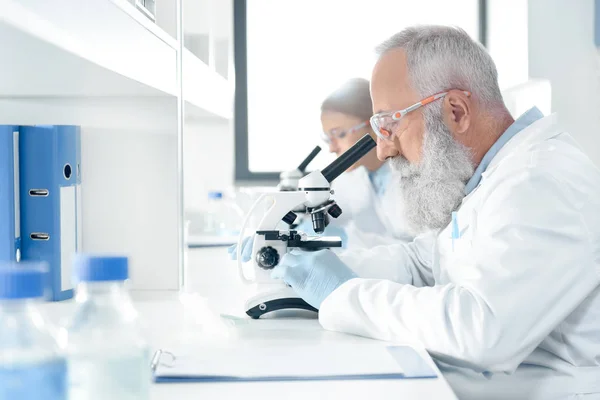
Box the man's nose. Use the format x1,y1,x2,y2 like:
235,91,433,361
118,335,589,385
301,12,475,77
376,137,398,161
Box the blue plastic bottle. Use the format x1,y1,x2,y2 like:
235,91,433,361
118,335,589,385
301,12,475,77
66,255,150,400
0,263,67,400
204,191,226,235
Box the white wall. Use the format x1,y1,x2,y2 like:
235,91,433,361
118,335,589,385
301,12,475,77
82,129,179,290
183,120,234,210
528,0,600,166
488,0,529,90
81,120,234,291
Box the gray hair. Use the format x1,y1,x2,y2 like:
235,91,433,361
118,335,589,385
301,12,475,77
376,25,504,109
321,78,373,121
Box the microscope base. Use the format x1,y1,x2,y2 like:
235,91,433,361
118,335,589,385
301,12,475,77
245,285,317,319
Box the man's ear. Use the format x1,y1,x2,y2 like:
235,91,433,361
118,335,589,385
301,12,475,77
443,90,472,135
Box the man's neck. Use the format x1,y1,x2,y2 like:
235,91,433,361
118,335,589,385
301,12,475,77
470,110,515,168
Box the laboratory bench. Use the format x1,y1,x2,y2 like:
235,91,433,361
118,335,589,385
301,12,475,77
41,248,459,400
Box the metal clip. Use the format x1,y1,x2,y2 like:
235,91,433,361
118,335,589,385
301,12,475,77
150,349,176,372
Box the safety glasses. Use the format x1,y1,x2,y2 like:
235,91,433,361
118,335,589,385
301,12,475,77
369,90,471,140
321,121,369,144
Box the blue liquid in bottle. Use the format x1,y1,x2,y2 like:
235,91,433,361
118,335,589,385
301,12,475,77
0,263,67,400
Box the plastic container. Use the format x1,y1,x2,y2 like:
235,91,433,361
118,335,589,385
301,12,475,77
203,191,226,235
200,191,245,237
0,263,67,400
65,255,150,400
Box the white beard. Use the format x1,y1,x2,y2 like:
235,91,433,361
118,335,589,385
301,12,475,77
389,106,474,235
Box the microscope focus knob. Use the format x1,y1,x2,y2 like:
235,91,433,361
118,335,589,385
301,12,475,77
328,204,343,218
256,246,280,270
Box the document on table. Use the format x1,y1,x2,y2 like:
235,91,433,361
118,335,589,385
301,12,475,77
152,344,437,383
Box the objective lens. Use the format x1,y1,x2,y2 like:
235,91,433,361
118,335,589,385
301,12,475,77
311,212,326,234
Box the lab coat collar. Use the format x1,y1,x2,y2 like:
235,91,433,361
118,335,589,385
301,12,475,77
464,107,544,195
480,113,561,181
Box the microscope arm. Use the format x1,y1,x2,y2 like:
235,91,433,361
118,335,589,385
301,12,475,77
256,191,309,231
236,191,308,284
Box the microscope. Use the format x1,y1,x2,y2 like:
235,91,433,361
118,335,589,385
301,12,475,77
236,134,376,318
277,145,322,192
277,145,322,228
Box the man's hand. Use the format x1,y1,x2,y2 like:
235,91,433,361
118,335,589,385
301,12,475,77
271,249,357,309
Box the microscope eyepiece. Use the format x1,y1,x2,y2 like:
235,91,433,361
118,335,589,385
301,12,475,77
321,134,376,183
297,146,322,173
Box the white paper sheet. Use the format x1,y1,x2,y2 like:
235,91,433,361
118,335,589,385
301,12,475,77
60,186,76,291
154,344,424,380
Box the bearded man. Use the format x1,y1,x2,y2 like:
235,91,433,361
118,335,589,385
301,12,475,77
271,25,600,400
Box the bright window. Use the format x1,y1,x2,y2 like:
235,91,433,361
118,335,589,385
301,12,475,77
244,0,480,174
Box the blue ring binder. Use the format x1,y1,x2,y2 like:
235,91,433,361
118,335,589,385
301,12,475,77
19,125,82,301
0,126,21,262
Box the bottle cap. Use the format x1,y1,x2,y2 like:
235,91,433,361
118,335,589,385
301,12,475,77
74,255,129,282
0,263,47,299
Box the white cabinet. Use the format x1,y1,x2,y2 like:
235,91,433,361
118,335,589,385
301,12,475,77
0,0,233,290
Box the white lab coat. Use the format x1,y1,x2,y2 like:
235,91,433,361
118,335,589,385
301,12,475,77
318,114,600,400
329,164,413,247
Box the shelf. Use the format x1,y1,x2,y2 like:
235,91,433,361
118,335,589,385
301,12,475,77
183,48,233,120
0,0,233,122
0,0,177,96
187,234,238,248
0,97,178,131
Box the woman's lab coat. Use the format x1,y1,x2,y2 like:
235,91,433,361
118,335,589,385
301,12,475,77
318,114,600,400
328,163,413,247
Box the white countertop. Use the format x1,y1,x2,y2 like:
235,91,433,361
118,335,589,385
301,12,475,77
42,248,458,400
150,318,458,400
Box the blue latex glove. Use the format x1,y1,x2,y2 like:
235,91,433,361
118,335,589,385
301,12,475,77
227,236,254,261
271,249,357,309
